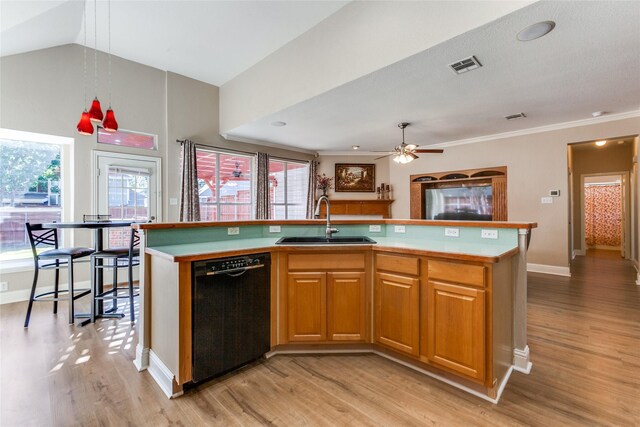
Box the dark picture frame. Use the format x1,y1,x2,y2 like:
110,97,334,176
335,163,376,192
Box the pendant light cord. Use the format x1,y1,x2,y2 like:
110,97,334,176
94,0,98,97
107,0,112,108
83,0,88,107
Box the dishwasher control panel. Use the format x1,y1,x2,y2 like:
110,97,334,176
196,254,268,276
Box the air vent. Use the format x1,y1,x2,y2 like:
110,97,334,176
505,113,527,120
449,56,482,74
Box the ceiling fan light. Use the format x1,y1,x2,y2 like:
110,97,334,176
76,110,94,135
89,97,104,122
102,108,118,132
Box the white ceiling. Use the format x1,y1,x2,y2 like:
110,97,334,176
1,1,639,154
226,1,640,153
0,0,348,86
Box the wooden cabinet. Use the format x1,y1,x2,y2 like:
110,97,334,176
327,272,366,341
283,252,369,344
375,272,419,355
287,272,327,342
422,259,487,382
374,253,421,356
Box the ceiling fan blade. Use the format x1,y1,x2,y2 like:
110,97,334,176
374,153,393,160
414,149,444,154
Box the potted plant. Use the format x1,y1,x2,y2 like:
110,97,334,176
316,173,334,197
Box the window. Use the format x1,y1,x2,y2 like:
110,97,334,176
269,159,309,219
196,149,254,221
97,127,156,150
0,130,71,263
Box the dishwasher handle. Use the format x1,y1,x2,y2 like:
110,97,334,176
205,263,266,276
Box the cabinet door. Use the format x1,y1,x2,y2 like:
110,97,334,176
426,281,485,381
287,272,326,342
375,272,419,355
327,272,366,341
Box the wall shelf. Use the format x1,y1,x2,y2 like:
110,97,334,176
317,199,394,218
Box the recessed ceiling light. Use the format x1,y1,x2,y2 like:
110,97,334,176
352,145,360,150
271,121,287,127
592,111,606,117
517,21,555,42
595,140,607,147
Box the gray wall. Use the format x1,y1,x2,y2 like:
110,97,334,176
0,44,313,298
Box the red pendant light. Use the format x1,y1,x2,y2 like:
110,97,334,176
77,110,94,135
88,96,103,122
102,107,118,132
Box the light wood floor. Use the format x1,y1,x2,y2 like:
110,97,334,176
1,250,639,426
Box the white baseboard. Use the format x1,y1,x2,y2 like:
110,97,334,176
572,249,586,258
527,263,571,277
134,344,150,371
0,280,91,305
147,350,182,399
513,346,532,374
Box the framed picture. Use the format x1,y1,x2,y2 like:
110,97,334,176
335,163,376,192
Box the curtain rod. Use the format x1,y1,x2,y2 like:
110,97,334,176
177,139,256,156
177,139,312,163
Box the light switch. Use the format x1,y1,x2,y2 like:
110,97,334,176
169,197,178,205
227,227,240,235
269,226,281,233
369,225,382,232
394,225,406,233
541,197,553,204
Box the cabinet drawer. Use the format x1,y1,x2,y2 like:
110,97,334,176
288,253,365,270
428,260,485,288
375,253,419,276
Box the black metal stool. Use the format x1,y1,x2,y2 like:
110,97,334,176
90,228,140,323
24,223,94,327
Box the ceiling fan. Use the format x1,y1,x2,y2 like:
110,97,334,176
375,122,443,164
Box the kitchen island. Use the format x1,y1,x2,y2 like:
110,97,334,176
133,219,536,403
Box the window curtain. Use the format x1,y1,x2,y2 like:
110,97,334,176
256,152,270,219
584,184,621,247
306,160,318,218
179,139,201,222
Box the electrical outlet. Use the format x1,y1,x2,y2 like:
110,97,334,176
541,197,553,204
227,227,240,235
445,228,459,237
369,225,382,232
394,225,406,233
269,225,281,233
0,282,8,292
481,229,498,239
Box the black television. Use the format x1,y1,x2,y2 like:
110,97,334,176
424,184,493,221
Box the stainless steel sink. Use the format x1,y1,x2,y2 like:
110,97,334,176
276,236,376,245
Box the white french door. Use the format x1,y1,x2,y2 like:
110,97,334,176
94,151,161,248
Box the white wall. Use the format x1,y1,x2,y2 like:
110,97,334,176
388,116,640,269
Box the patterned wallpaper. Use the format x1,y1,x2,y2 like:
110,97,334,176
584,184,621,247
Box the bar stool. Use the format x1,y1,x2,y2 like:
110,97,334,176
90,228,140,323
24,223,95,327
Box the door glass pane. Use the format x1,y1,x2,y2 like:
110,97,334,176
287,162,308,220
107,167,150,247
269,160,285,205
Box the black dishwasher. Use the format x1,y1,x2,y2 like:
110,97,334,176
192,253,270,383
